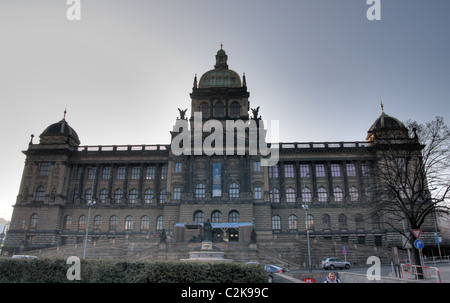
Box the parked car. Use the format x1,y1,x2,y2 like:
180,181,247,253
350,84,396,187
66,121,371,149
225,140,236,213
322,257,350,270
264,264,288,283
11,255,38,259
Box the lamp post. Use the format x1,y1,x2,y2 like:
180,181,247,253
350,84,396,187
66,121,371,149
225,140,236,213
83,199,96,259
302,173,312,272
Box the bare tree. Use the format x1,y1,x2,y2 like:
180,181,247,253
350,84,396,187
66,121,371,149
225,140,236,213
369,116,450,269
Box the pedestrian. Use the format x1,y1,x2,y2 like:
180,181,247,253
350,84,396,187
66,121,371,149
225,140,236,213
324,272,341,283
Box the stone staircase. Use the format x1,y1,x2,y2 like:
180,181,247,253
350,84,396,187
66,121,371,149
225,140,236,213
25,234,404,270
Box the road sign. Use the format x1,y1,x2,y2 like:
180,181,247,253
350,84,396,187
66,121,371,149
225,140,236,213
412,229,422,239
414,239,424,250
343,246,346,255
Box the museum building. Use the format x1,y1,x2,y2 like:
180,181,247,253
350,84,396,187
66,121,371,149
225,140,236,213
3,47,438,260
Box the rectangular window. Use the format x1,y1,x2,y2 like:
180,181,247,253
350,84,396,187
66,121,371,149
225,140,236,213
87,166,96,180
300,164,310,177
116,167,126,179
161,164,168,179
331,164,341,177
269,165,278,178
361,164,370,176
102,167,111,179
346,163,356,177
174,162,182,173
315,164,325,177
284,164,294,178
254,186,262,199
39,162,51,176
253,161,261,172
173,187,181,200
76,167,83,180
146,166,155,179
131,166,141,179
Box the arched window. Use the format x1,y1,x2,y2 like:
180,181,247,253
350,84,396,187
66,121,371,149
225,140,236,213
322,214,331,229
286,188,296,203
214,101,225,117
35,186,45,202
156,216,163,231
229,210,240,223
349,187,359,202
63,215,72,230
230,101,240,118
129,189,138,204
302,187,312,203
333,187,343,202
306,214,314,230
140,216,150,231
144,189,153,204
211,210,222,223
124,215,134,231
195,183,206,200
109,215,118,230
99,189,107,203
318,187,327,203
229,183,239,199
339,214,348,229
270,188,280,203
78,215,87,230
114,189,123,204
93,215,102,230
193,210,205,223
272,215,281,231
159,189,166,204
30,213,38,229
289,215,298,230
199,102,209,118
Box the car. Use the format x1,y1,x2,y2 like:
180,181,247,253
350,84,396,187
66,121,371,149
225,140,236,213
264,264,288,283
322,257,350,270
11,255,38,259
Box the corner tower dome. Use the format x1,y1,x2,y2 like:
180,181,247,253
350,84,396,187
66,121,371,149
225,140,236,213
198,46,242,88
366,103,408,141
39,111,80,146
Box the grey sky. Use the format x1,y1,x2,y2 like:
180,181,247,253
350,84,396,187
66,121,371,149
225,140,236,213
0,0,449,220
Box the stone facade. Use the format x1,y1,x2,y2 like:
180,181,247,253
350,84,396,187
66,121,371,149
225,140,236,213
3,48,438,259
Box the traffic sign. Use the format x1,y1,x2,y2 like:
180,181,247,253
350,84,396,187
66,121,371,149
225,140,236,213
414,239,424,250
412,229,422,239
343,246,346,255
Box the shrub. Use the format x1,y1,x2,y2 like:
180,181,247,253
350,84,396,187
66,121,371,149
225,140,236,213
0,258,267,283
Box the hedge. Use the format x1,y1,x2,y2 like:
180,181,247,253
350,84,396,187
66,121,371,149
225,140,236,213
0,259,267,283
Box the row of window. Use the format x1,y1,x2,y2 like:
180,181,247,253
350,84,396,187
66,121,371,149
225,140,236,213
199,101,241,119
76,188,170,204
62,214,164,231
269,186,366,203
77,164,171,181
268,163,370,178
33,184,369,204
193,210,240,224
271,213,381,231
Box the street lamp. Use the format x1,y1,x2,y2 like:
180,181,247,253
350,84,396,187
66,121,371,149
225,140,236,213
302,173,312,272
83,199,96,259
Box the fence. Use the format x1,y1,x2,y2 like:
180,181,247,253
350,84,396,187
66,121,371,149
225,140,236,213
400,263,441,283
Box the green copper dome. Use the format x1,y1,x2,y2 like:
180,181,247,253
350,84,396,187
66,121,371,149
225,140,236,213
198,47,242,88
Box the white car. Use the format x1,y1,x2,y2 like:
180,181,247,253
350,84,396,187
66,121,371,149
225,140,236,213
322,257,350,270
